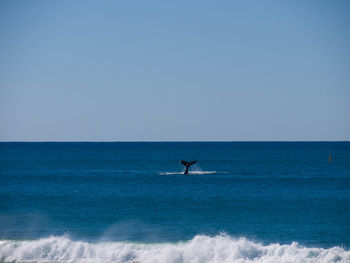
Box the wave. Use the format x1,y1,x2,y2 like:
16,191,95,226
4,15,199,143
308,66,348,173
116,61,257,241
0,234,349,263
159,171,221,175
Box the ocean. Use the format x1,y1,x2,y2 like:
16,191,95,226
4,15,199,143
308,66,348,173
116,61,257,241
0,142,349,262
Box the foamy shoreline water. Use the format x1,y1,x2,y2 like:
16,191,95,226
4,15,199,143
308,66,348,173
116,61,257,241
1,234,349,263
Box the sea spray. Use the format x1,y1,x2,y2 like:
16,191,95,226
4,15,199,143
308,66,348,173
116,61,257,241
159,171,218,175
0,234,349,263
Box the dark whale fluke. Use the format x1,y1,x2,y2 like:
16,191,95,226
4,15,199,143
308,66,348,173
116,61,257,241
180,160,198,174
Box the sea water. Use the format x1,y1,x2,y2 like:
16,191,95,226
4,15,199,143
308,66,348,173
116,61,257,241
0,142,349,262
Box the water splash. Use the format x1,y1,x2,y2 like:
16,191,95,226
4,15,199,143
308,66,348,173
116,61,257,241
1,234,349,263
159,171,218,175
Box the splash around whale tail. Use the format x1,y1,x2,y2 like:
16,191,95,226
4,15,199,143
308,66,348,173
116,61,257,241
180,160,198,174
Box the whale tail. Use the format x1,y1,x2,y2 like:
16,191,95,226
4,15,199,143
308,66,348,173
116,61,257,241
180,160,198,174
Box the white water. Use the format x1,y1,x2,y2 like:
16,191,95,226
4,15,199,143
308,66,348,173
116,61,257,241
159,171,219,175
1,234,349,263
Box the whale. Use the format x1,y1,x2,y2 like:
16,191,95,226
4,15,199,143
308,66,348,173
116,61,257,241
180,160,198,174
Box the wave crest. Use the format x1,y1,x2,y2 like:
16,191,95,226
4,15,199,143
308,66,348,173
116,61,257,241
0,234,349,263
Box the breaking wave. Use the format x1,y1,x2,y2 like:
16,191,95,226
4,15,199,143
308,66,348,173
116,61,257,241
1,234,349,263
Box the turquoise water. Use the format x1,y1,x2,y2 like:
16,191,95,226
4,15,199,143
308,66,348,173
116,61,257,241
0,142,350,262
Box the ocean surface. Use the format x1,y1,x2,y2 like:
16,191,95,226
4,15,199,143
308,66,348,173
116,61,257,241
0,142,349,262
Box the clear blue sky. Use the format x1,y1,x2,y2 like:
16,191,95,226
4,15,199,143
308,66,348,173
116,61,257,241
1,1,349,141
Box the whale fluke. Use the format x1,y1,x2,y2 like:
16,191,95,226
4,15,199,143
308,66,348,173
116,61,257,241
180,160,198,174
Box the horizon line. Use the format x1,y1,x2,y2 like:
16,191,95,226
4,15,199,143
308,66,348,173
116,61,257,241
0,140,349,143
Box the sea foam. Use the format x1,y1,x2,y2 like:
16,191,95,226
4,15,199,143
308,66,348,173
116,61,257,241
159,171,219,175
0,234,349,263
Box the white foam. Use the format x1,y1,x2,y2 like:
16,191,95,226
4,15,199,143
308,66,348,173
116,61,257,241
159,171,219,175
0,234,349,263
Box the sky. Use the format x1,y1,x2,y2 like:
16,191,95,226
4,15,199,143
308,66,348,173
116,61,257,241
1,0,349,141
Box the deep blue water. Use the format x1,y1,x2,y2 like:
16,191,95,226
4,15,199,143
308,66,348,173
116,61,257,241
1,142,350,249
